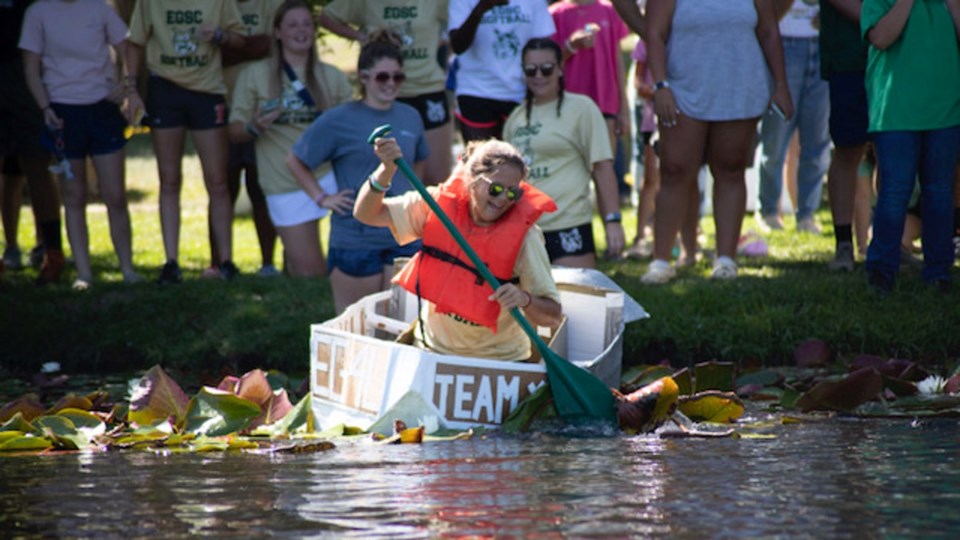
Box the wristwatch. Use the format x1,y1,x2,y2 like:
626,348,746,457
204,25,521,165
603,212,622,223
653,80,670,92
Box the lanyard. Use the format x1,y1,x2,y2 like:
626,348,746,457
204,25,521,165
282,61,315,109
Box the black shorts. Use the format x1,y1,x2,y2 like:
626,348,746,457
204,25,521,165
828,71,869,148
44,100,126,159
228,139,257,169
543,223,596,261
455,95,518,130
145,76,227,130
397,90,450,130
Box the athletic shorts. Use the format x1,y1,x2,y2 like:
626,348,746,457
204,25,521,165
455,95,518,130
328,241,422,278
397,90,450,130
265,171,337,227
43,100,126,160
828,71,869,148
145,76,227,130
228,139,257,169
543,222,596,261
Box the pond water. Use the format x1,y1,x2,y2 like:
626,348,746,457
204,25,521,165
2,415,958,538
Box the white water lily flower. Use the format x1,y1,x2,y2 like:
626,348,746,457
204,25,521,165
917,375,947,395
41,361,61,374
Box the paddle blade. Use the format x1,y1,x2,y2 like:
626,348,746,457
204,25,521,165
541,348,616,423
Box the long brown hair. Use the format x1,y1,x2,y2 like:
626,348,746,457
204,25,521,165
521,38,565,127
269,0,329,110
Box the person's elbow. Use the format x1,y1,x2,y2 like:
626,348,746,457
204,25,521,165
866,28,895,50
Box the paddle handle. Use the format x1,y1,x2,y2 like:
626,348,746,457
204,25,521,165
367,125,553,359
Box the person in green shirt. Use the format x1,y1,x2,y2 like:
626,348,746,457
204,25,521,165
861,0,960,294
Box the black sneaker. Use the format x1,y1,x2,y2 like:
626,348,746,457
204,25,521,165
867,269,893,297
218,260,239,280
157,260,182,285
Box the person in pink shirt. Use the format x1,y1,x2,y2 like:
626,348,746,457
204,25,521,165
549,0,630,156
19,0,144,289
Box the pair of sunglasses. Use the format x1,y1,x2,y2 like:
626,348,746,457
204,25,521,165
477,176,523,202
368,71,407,84
523,63,556,78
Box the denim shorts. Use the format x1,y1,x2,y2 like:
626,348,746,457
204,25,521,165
828,71,869,147
328,241,422,278
543,222,596,261
44,100,126,159
145,76,227,130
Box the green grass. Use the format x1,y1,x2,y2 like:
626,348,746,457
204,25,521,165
2,136,959,388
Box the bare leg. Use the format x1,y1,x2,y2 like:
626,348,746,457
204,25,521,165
62,158,92,282
244,163,277,268
784,132,799,215
151,127,186,262
191,127,232,264
828,144,867,231
421,121,454,186
330,269,385,315
275,220,325,277
653,116,708,262
92,150,137,277
2,166,25,251
209,151,243,267
634,144,659,243
853,159,875,257
706,118,758,260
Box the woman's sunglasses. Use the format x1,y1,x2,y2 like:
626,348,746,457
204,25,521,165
367,71,407,84
477,176,523,202
523,63,556,78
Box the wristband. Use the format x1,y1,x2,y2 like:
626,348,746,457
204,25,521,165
214,27,224,45
521,291,533,309
245,122,261,138
653,80,670,92
603,212,622,223
368,174,392,193
314,192,328,206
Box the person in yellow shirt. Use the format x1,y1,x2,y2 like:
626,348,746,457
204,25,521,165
503,37,625,269
126,0,246,283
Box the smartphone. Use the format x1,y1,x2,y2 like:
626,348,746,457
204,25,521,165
770,103,787,120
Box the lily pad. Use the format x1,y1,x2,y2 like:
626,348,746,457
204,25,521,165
678,391,745,423
694,361,736,393
129,365,190,427
795,367,884,413
181,387,261,437
0,434,53,452
0,394,46,423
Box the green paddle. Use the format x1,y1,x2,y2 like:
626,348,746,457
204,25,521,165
367,125,615,424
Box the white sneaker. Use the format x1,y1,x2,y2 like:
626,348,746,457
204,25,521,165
797,217,822,234
756,213,784,232
624,238,653,259
711,256,738,280
642,259,676,284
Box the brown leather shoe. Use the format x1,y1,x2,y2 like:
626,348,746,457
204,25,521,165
36,249,65,286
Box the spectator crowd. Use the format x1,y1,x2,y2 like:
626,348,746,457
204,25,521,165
2,0,959,302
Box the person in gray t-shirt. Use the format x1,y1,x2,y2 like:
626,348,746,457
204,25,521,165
289,31,428,314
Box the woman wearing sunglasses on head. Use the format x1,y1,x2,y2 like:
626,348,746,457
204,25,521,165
229,0,352,278
503,38,625,269
288,30,428,314
355,138,562,361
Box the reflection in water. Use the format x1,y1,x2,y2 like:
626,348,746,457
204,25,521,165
1,418,959,537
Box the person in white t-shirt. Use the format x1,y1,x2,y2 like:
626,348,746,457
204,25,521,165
448,0,555,142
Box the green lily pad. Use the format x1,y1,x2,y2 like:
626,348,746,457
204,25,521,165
182,387,261,437
0,434,53,452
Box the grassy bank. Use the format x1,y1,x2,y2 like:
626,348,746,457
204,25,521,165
3,135,960,386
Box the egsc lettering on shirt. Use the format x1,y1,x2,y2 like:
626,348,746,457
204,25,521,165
166,10,203,25
382,5,429,60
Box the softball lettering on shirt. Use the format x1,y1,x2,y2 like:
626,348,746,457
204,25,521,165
161,10,210,67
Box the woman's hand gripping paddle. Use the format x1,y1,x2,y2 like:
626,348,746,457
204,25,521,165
367,125,615,424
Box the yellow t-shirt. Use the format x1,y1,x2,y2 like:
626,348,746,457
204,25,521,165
229,59,353,195
321,0,448,96
128,0,244,95
384,188,560,361
503,92,612,232
224,0,284,95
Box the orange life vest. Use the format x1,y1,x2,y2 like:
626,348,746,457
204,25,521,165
393,175,557,332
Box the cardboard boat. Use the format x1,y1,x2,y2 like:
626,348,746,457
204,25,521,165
310,268,648,431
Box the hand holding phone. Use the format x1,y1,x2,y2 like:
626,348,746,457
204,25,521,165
770,102,787,120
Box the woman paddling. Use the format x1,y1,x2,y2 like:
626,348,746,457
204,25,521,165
354,138,562,361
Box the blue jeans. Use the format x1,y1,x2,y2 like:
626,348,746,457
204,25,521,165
758,37,831,220
866,127,960,283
